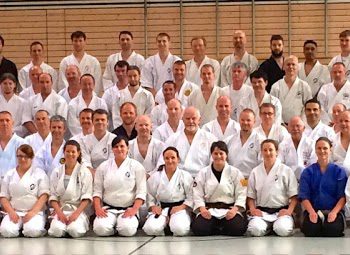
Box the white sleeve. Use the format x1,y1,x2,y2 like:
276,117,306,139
58,59,68,92
80,167,93,201
141,58,154,89
67,101,80,136
146,173,159,208
233,169,247,209
18,68,27,91
102,56,115,91
0,173,11,199
247,171,257,200
192,170,206,212
49,168,60,202
93,164,104,199
183,172,194,209
134,162,147,201
37,169,50,197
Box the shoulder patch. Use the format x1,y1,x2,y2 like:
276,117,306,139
240,179,248,187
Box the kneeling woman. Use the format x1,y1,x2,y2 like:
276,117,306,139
300,137,347,237
247,139,298,237
0,144,49,237
143,147,193,236
93,136,147,236
192,141,248,236
48,140,93,238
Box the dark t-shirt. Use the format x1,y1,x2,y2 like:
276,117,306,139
258,56,285,93
112,125,138,141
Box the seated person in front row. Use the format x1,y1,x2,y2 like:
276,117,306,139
0,144,49,238
93,136,147,237
143,147,193,236
48,140,93,238
192,141,248,236
247,139,298,237
299,137,347,237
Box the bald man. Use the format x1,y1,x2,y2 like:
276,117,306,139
128,115,165,175
58,64,81,103
164,106,217,177
278,116,316,179
19,65,43,99
271,55,312,124
221,30,258,87
202,95,240,140
333,110,350,174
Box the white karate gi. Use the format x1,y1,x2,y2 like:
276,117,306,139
238,91,282,126
0,134,25,179
0,94,27,137
188,86,223,126
247,159,298,237
304,121,335,143
19,86,35,100
225,131,262,178
154,79,199,106
111,86,155,128
202,118,240,140
143,168,193,236
141,53,181,92
328,55,350,81
278,135,316,179
23,91,68,124
102,85,120,114
48,163,93,238
220,52,259,87
18,62,58,91
70,132,86,146
253,123,290,144
58,53,102,94
153,120,184,143
33,139,65,176
270,77,312,123
24,132,52,154
185,56,220,86
0,166,49,237
150,103,168,130
298,61,331,97
317,81,350,123
193,163,246,217
333,132,350,175
103,51,145,91
128,137,165,174
67,94,108,136
164,129,217,177
81,132,116,169
58,88,81,103
93,157,147,236
222,84,254,121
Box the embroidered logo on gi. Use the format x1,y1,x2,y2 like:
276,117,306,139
184,89,192,97
274,175,278,181
59,158,65,164
296,91,302,98
30,184,35,190
125,172,130,178
249,143,254,149
77,176,80,185
193,181,197,187
178,183,181,190
167,68,171,74
343,93,349,99
240,179,248,187
103,148,107,154
313,78,318,84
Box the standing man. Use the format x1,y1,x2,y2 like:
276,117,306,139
298,40,330,97
328,30,350,80
270,55,312,124
221,30,258,87
18,41,57,91
141,33,181,95
58,31,102,94
185,37,220,86
103,31,144,91
258,34,285,92
0,35,18,85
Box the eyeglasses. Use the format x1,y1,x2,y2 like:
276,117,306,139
16,155,30,159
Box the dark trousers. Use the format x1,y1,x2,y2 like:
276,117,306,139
192,214,247,236
301,211,344,237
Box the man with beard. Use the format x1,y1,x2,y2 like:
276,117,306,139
221,30,258,87
0,35,18,86
103,31,144,91
112,102,138,140
164,106,216,177
298,40,330,98
258,35,285,92
112,65,154,129
58,64,81,103
328,30,350,80
185,37,220,86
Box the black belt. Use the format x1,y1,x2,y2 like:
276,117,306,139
206,202,235,209
103,202,129,211
257,205,288,214
160,200,184,209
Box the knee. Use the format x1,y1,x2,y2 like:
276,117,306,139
192,216,212,236
169,222,190,236
247,218,268,237
273,216,294,237
142,217,165,236
0,226,20,238
224,218,247,236
48,225,66,238
93,218,115,237
67,224,87,238
117,225,138,237
117,217,139,237
22,226,46,238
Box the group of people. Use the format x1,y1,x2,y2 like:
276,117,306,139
1,28,350,238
